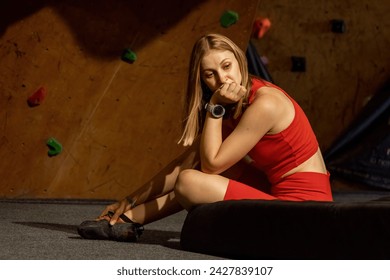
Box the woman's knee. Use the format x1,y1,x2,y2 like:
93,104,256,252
174,169,200,197
174,169,229,208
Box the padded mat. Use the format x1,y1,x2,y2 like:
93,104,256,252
180,199,390,259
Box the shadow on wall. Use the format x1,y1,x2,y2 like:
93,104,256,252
0,0,206,59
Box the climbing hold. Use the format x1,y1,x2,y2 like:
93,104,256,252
331,19,346,33
291,56,306,72
47,137,62,157
260,56,269,65
252,17,271,39
220,10,239,28
121,48,137,63
27,86,47,107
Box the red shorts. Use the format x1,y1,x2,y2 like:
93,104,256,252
223,172,333,202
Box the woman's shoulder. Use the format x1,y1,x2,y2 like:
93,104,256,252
250,87,284,114
246,84,295,128
249,77,278,102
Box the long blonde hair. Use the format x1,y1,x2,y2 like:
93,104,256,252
178,33,251,146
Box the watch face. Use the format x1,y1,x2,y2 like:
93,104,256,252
212,105,225,117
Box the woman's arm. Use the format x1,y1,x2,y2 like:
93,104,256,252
200,87,286,174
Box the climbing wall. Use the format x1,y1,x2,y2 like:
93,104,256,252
252,0,390,151
0,0,259,199
252,0,390,191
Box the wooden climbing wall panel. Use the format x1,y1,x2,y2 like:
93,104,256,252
0,0,259,199
253,0,390,152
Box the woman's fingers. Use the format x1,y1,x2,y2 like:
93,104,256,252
98,204,116,219
216,82,246,103
109,211,121,226
109,199,130,226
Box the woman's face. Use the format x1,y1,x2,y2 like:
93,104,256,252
200,50,242,92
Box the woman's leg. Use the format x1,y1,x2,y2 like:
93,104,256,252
174,168,278,210
123,164,274,224
128,140,200,206
122,191,183,225
121,165,228,225
100,141,200,225
174,169,230,210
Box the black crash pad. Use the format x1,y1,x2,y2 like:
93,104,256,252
180,198,390,259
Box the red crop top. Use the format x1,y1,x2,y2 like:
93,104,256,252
245,78,319,184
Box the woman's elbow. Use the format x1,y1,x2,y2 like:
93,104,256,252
200,162,222,174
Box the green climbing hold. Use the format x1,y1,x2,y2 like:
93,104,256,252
220,10,239,28
121,48,137,63
47,137,62,157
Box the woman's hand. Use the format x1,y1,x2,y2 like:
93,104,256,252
98,198,132,225
211,82,246,105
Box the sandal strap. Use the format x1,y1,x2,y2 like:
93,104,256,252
119,214,134,224
107,211,136,224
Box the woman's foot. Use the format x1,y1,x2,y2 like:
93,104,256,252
77,213,144,242
77,219,111,240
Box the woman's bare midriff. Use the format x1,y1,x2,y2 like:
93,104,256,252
281,148,328,178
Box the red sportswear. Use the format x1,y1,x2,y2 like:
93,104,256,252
247,78,319,185
224,78,333,202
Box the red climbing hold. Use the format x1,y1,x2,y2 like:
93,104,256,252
252,17,271,39
27,86,47,107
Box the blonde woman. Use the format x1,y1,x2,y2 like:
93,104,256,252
78,34,333,242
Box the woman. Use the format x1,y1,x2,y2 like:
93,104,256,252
78,33,333,242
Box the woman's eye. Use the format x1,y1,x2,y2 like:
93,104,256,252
223,63,231,70
205,73,213,78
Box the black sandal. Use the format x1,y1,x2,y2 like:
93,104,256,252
77,212,144,242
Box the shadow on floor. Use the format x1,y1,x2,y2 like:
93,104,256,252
13,221,182,250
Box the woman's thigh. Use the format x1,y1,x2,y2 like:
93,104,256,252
224,179,276,201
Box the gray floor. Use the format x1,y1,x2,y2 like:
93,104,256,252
0,199,223,260
1,190,389,260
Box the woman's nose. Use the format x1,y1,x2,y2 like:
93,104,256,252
216,72,227,84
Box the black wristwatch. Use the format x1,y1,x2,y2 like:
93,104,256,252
205,103,226,118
